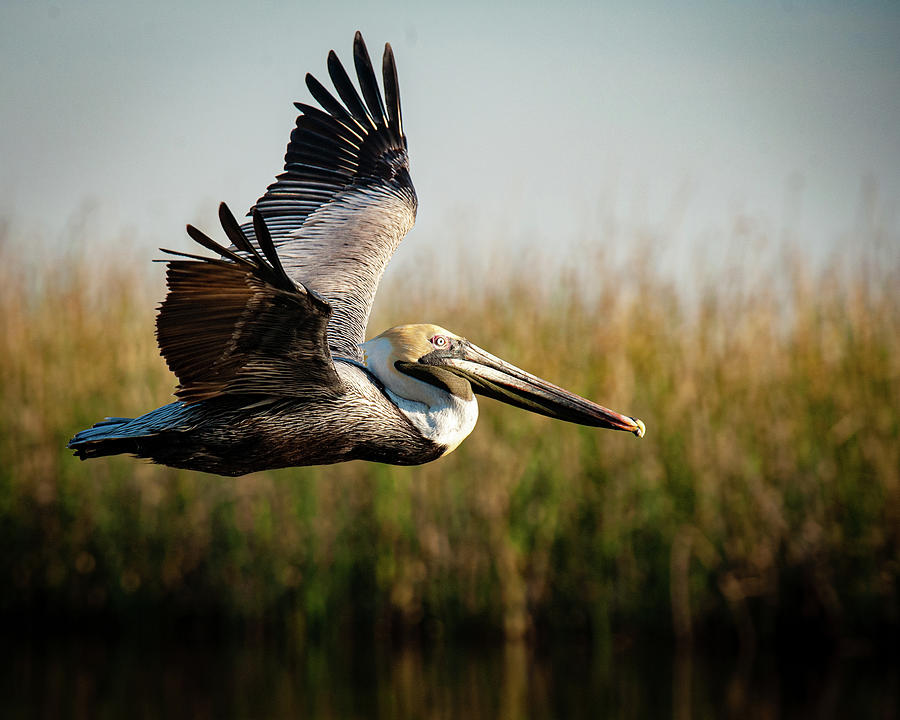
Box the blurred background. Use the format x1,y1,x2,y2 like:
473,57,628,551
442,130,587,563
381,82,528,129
2,0,899,717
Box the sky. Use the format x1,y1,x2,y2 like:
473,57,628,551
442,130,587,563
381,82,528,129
2,0,898,275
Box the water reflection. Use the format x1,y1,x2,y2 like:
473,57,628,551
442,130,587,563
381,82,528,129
4,636,897,719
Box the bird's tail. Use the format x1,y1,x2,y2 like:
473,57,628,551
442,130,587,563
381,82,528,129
68,402,188,460
68,417,144,459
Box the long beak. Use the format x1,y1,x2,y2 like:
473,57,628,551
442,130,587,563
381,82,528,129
432,341,645,437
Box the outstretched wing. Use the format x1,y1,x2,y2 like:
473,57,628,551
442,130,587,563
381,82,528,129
156,203,342,403
240,31,417,362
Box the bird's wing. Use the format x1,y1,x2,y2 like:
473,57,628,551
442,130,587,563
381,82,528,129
156,203,342,403
240,31,417,362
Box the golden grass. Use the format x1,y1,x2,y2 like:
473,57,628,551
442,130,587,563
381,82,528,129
1,217,897,646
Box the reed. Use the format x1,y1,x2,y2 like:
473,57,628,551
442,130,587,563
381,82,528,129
1,215,897,647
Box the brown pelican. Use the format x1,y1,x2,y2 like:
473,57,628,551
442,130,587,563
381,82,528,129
68,32,644,476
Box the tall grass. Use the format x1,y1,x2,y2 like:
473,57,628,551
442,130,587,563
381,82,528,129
1,214,897,647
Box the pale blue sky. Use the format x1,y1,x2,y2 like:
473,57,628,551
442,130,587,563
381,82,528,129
2,0,898,272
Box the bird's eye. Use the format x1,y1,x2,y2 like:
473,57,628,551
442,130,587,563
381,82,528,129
431,335,448,349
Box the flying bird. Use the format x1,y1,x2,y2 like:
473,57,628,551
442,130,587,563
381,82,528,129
68,32,644,476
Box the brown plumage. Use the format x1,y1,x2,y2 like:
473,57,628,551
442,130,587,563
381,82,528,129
157,204,339,402
67,32,644,477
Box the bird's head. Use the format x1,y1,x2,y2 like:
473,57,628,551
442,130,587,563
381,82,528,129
361,324,645,437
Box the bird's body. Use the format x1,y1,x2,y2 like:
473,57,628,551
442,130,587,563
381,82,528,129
69,33,644,476
72,362,449,476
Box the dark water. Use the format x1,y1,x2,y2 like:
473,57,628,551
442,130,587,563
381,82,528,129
3,635,898,719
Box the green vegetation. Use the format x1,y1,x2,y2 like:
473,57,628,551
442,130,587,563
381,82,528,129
1,218,897,647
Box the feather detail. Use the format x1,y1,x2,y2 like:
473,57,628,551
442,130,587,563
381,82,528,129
156,205,341,403
242,32,416,362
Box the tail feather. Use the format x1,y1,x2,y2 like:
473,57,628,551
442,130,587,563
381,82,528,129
91,416,134,427
68,418,139,459
68,402,190,460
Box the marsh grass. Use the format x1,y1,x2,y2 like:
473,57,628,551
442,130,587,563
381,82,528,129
1,216,898,647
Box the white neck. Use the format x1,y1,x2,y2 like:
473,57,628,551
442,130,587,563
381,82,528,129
385,388,479,454
361,336,479,454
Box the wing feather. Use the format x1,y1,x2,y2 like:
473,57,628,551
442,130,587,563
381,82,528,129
353,33,387,127
185,223,249,267
217,202,269,268
382,43,403,138
157,205,340,403
244,32,417,362
304,77,368,137
327,49,375,130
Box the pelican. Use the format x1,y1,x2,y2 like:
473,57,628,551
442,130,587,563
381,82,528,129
68,32,644,476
